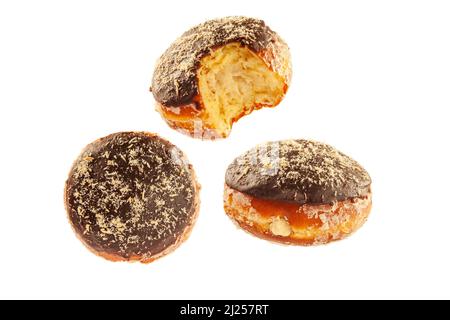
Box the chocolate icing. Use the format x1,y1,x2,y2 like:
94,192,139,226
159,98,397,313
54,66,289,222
151,16,279,107
225,140,371,204
65,132,197,260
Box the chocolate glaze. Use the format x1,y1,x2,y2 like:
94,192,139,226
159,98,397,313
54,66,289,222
151,16,280,107
65,132,198,260
225,140,371,205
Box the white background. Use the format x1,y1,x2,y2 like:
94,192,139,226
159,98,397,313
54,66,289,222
1,0,449,300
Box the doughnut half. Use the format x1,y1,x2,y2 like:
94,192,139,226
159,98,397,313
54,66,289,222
224,140,372,245
151,16,291,139
64,132,200,263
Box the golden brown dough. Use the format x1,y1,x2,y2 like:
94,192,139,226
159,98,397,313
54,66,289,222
151,16,291,139
224,139,372,245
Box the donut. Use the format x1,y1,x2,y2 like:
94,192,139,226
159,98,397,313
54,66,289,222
151,16,291,139
224,140,372,245
64,132,200,263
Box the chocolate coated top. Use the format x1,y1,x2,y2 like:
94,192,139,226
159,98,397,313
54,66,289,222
225,140,371,204
65,132,197,259
151,16,277,106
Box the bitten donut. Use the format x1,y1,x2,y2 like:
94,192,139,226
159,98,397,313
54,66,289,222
151,16,291,139
224,140,372,245
64,132,200,263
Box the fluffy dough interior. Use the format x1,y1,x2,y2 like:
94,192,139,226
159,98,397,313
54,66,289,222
198,43,286,137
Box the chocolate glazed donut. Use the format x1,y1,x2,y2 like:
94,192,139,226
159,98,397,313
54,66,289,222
151,16,291,139
65,132,200,263
224,140,372,245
